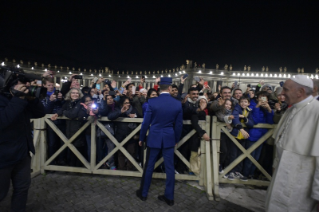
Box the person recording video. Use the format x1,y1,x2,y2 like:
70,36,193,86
0,66,46,211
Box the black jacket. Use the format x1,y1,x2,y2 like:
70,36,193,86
0,95,45,168
57,100,88,147
108,105,141,144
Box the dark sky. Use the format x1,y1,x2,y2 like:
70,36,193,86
1,1,318,72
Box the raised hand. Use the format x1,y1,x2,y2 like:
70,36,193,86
49,94,57,102
13,83,29,99
275,103,281,111
199,77,204,85
121,105,129,113
111,80,117,88
180,75,187,84
199,100,207,111
57,92,63,99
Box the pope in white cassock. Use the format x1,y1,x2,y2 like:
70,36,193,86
265,75,319,212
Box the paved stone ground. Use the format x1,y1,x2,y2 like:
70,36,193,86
0,172,252,212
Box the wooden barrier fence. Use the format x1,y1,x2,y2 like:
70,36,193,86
211,116,276,201
30,115,214,200
30,115,276,201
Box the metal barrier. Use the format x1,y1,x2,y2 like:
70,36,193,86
211,116,276,201
30,115,214,200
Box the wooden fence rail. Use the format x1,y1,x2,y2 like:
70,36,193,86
211,116,276,201
30,115,276,201
30,115,214,200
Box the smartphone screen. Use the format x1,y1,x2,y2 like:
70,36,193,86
183,74,188,79
194,76,200,82
93,77,98,83
37,80,42,86
261,97,267,102
204,81,208,87
128,78,132,83
96,84,101,90
132,86,136,94
234,81,238,88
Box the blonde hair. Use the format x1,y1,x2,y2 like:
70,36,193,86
64,88,83,101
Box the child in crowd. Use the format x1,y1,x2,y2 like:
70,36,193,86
227,96,254,181
215,99,234,174
243,91,274,179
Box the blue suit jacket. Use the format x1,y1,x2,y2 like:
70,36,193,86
139,93,183,149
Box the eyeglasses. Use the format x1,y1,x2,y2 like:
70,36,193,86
71,92,79,94
123,102,130,104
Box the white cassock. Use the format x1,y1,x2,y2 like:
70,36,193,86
265,96,319,212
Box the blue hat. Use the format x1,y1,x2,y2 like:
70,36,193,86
160,77,172,85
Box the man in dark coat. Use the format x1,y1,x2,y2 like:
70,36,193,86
0,80,45,211
136,77,183,206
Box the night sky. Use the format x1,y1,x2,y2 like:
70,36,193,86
1,1,318,72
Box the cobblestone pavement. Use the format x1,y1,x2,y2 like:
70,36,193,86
0,172,252,212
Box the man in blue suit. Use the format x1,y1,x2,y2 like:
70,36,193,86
136,77,183,206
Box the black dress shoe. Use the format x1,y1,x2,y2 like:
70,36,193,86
136,190,147,201
158,195,174,206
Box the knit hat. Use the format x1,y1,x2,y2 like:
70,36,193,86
275,87,283,96
139,88,147,93
197,95,207,103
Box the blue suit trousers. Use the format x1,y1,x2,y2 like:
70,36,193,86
140,147,175,200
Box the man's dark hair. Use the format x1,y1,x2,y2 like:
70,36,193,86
233,88,242,93
81,95,92,103
42,77,54,85
159,84,170,91
188,87,198,94
147,88,158,101
256,91,269,98
239,96,250,103
81,86,90,94
220,86,231,93
125,83,134,90
171,84,178,89
119,96,130,106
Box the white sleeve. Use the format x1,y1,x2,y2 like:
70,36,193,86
224,116,232,124
311,156,319,201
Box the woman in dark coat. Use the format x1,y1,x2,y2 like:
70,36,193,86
108,96,141,171
51,88,88,167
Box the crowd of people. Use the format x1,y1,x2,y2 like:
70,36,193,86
41,73,319,181
2,65,319,210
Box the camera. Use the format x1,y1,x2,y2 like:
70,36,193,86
54,90,60,96
91,104,97,109
0,66,47,98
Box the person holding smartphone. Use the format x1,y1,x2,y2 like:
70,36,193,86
41,78,66,165
242,91,274,179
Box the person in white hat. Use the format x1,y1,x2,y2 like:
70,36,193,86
265,75,319,212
